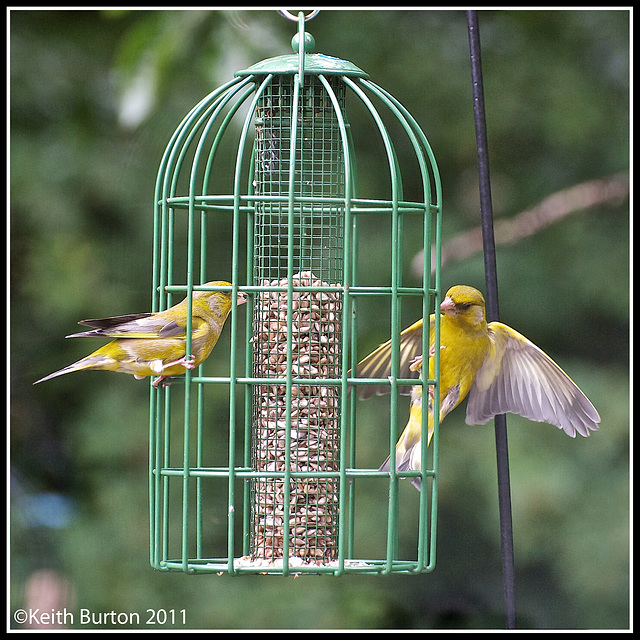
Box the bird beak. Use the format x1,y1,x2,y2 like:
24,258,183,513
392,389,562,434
440,296,456,315
237,292,248,306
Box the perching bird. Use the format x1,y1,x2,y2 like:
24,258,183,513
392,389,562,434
34,282,247,388
357,285,601,489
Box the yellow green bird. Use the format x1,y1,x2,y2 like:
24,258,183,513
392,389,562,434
356,285,601,489
34,282,247,388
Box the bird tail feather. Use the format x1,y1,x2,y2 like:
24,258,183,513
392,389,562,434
378,453,422,491
33,357,104,385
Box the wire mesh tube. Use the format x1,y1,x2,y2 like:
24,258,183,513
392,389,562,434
249,75,345,566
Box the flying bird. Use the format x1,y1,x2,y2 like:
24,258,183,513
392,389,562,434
356,285,601,489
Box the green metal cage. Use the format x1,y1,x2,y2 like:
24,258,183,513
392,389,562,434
149,16,442,576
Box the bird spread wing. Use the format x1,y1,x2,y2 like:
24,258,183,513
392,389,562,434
67,313,208,340
465,322,600,437
355,316,434,399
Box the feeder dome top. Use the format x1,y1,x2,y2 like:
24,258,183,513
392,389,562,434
235,53,369,79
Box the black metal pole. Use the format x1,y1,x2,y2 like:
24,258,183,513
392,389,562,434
466,10,517,629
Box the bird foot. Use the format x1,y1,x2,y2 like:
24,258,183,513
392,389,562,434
152,355,196,388
152,376,171,389
179,354,196,369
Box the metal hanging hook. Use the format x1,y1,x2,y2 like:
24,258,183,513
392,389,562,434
279,10,319,88
278,9,320,22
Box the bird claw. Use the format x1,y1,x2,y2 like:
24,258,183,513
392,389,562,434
172,354,196,369
181,354,196,369
409,355,423,372
152,376,171,389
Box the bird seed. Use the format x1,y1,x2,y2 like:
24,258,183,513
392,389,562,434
251,272,341,565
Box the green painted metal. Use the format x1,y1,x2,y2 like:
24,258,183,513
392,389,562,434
149,18,442,576
236,53,369,79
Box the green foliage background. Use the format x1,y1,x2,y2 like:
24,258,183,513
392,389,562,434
10,9,629,630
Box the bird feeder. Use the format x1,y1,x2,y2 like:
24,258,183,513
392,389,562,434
148,10,442,576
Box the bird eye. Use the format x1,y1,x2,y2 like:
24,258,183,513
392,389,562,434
457,302,471,310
